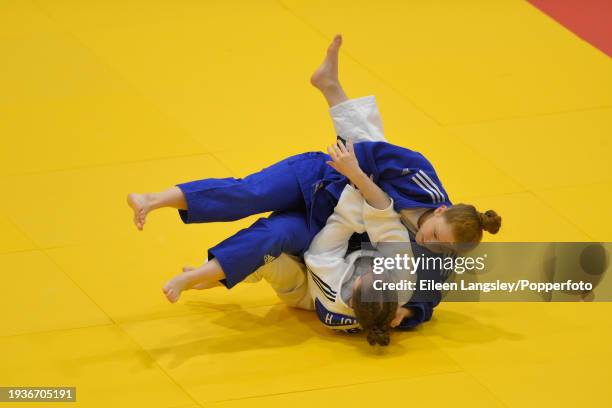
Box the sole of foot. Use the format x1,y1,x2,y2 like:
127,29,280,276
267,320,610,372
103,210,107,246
127,193,149,231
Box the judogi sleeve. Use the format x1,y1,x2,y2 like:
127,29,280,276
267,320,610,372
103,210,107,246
361,197,411,244
395,302,434,330
304,184,366,277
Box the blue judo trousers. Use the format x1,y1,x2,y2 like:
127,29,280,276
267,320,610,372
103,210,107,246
176,141,452,289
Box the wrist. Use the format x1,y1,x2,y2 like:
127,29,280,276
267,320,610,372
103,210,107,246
402,306,415,318
348,169,368,186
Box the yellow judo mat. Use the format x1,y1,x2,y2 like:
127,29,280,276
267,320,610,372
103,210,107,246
1,1,611,407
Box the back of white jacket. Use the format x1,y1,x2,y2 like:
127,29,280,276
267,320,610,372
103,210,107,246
304,184,415,331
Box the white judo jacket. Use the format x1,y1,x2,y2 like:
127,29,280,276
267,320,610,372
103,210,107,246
304,184,417,331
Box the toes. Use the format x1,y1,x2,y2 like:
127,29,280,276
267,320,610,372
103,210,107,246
162,281,182,303
164,288,174,302
329,35,342,51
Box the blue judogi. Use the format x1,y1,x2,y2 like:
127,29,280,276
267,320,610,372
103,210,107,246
176,142,452,288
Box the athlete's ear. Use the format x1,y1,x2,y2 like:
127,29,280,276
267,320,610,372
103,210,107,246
434,205,448,215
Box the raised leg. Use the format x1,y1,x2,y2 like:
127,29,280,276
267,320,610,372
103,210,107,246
207,210,316,289
310,34,349,108
161,210,316,303
127,153,310,231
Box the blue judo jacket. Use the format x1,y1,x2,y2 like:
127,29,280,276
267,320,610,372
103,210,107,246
287,141,452,232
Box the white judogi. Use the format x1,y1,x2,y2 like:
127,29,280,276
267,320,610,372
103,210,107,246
304,184,415,330
329,95,386,143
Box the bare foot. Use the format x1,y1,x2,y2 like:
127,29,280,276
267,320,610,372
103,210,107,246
126,193,152,231
182,266,220,290
310,34,343,90
162,274,189,303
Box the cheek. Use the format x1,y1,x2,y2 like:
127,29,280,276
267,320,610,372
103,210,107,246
418,230,431,243
414,230,421,243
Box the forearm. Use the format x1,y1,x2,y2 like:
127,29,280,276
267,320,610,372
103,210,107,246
326,139,391,210
348,170,391,210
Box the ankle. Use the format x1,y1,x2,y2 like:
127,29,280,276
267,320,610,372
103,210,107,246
144,193,161,210
185,275,210,290
317,79,341,92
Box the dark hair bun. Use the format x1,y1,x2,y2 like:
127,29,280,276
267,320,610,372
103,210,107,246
479,210,502,234
367,327,390,346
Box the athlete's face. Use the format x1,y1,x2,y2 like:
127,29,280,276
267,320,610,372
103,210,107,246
414,206,455,253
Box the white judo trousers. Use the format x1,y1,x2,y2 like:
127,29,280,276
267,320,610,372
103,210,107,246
241,95,388,310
